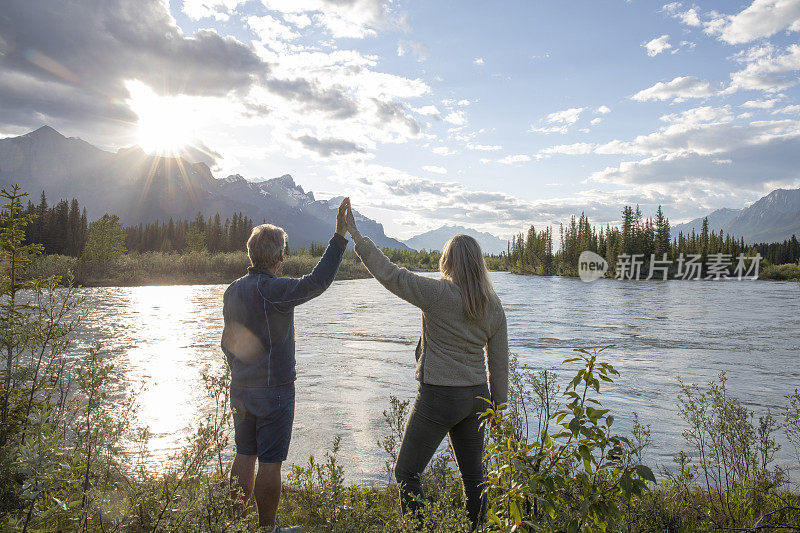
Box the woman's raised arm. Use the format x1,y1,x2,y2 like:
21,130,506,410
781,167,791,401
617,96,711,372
345,199,442,310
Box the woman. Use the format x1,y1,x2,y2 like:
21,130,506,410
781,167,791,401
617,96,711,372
344,199,508,529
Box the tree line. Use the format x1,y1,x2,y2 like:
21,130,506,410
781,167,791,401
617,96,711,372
17,192,800,273
124,212,255,254
509,205,800,276
22,191,257,256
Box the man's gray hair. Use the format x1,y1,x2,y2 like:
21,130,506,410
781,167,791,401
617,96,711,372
247,224,288,269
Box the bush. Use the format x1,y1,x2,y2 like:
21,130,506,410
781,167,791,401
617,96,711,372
481,347,654,532
759,262,800,281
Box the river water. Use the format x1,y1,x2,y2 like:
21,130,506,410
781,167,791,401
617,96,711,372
71,273,800,483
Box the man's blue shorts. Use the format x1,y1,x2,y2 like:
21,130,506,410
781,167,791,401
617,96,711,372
230,382,295,463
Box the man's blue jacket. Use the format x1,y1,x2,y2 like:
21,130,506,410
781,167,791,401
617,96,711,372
222,234,347,387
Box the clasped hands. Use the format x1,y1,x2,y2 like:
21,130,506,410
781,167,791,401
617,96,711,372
335,197,361,241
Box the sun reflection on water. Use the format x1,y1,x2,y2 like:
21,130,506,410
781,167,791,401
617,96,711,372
121,285,217,467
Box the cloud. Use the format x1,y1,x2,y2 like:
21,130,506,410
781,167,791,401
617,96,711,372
741,98,780,108
596,105,611,114
466,143,502,151
457,99,471,106
295,134,366,157
529,107,586,133
705,0,800,45
397,39,428,62
663,3,703,27
412,105,441,117
373,99,422,135
183,0,247,21
659,105,734,126
644,35,672,57
421,165,447,174
259,0,389,39
432,146,457,155
590,118,602,125
473,57,485,65
497,154,532,165
546,107,585,124
539,143,596,155
0,0,267,141
631,76,718,102
265,78,359,118
444,110,467,126
728,44,800,92
247,14,301,47
590,117,800,192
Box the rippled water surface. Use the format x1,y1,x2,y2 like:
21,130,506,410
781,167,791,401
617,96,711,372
72,273,800,483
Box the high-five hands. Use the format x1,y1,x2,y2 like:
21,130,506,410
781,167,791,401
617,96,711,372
342,198,361,241
335,198,348,237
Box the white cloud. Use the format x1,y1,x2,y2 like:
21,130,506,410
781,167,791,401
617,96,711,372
529,106,586,134
706,0,800,45
631,76,718,102
774,104,800,114
497,154,531,164
259,0,387,39
659,105,734,126
413,105,441,116
397,40,428,61
183,0,246,20
457,99,470,106
247,15,301,48
663,3,703,26
644,34,672,57
422,165,447,174
596,105,611,114
466,143,502,151
444,110,467,126
590,118,800,191
741,98,780,108
473,57,485,65
546,107,585,124
432,146,457,155
728,44,800,92
539,143,596,155
284,13,312,27
590,117,602,125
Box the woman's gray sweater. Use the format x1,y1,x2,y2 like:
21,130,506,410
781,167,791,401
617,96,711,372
354,236,509,405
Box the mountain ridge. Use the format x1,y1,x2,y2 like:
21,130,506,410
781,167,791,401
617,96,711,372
671,189,800,243
0,126,409,250
403,224,508,255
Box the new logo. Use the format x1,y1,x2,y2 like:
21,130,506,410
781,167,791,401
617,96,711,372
578,251,608,282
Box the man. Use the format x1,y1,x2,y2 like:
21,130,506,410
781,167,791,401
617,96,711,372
222,198,349,532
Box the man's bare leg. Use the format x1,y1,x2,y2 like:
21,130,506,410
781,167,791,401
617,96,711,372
230,453,257,517
254,461,282,528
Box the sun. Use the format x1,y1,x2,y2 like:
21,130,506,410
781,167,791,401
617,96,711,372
126,80,198,156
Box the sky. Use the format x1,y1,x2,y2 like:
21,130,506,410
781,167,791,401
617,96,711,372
1,0,799,240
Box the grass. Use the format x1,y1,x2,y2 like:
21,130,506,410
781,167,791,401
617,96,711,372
27,251,372,286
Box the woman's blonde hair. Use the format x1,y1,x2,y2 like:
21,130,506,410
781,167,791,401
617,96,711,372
439,234,494,321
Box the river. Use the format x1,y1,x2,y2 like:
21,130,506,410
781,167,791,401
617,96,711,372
71,272,800,483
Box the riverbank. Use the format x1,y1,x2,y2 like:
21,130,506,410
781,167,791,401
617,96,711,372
510,261,800,281
28,251,373,286
27,251,512,286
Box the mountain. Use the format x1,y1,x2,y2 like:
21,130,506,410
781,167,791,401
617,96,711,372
725,188,800,243
403,225,508,255
0,126,409,250
672,208,742,237
671,189,800,243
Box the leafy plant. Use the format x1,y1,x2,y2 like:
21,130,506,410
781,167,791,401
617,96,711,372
481,346,654,532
